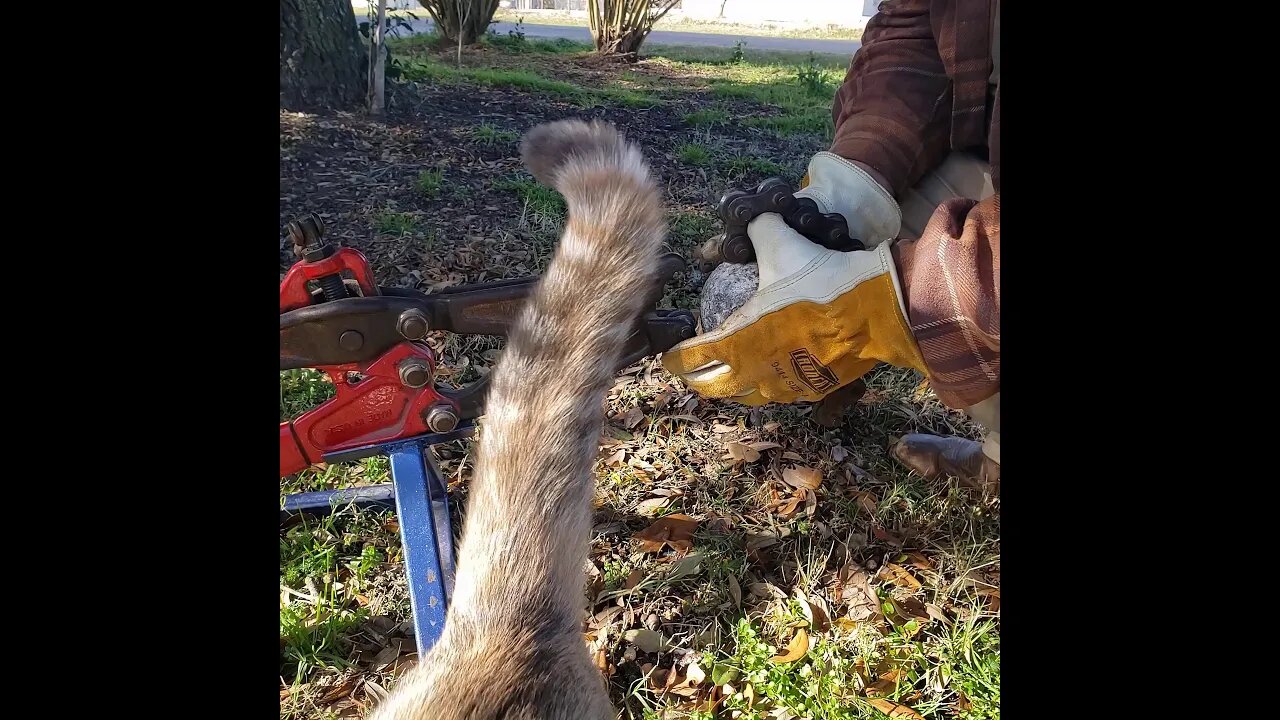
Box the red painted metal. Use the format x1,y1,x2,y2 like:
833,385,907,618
279,342,454,476
280,243,458,477
279,247,381,313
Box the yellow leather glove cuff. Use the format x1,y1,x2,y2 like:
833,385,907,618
662,216,926,406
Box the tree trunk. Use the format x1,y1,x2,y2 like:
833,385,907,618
594,27,650,58
280,0,367,111
368,0,387,115
418,1,500,46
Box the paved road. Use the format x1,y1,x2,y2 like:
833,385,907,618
379,19,862,57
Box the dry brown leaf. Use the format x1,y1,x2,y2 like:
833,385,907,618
621,407,645,429
625,628,669,653
769,628,809,663
844,567,881,621
782,451,805,461
865,679,897,697
727,575,742,608
369,644,404,671
713,422,738,433
888,597,931,626
602,448,626,467
867,698,925,719
632,514,699,554
725,441,761,463
880,563,923,591
805,594,831,632
644,666,671,692
903,551,933,570
593,648,614,677
318,675,362,704
382,517,399,533
775,492,804,519
749,581,788,600
624,568,645,590
685,661,707,686
924,603,951,625
635,497,671,515
872,526,904,547
747,441,782,452
782,466,823,490
851,491,878,514
763,421,781,432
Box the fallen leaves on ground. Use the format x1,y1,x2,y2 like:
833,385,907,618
633,513,699,554
625,628,669,653
724,441,760,464
867,698,926,719
770,628,809,663
782,465,823,491
879,562,923,590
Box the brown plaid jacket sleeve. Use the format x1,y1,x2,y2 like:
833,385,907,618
829,0,953,196
829,0,1000,408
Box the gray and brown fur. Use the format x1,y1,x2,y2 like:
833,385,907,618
368,120,667,720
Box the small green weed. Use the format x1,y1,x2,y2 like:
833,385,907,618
494,175,566,225
669,212,717,245
795,51,835,96
727,156,788,177
470,124,519,145
400,61,655,108
416,168,444,198
677,143,712,166
682,109,729,127
375,210,419,235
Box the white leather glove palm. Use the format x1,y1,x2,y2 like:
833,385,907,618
794,152,901,248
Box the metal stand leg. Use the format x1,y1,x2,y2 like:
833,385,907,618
387,439,456,657
280,484,397,520
281,427,470,657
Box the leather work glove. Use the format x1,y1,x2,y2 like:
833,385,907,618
662,214,925,406
662,152,920,406
795,151,902,248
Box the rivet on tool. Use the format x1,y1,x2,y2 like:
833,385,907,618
398,309,430,340
339,330,364,351
398,358,432,388
425,405,459,433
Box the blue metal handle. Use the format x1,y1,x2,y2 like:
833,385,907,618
387,440,456,656
281,428,469,657
280,483,397,519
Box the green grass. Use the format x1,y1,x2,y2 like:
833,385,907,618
727,156,789,177
682,109,730,127
743,109,833,137
677,143,713,166
493,175,566,228
468,123,519,145
374,210,418,235
481,32,589,54
416,168,444,198
669,211,717,245
400,61,657,108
